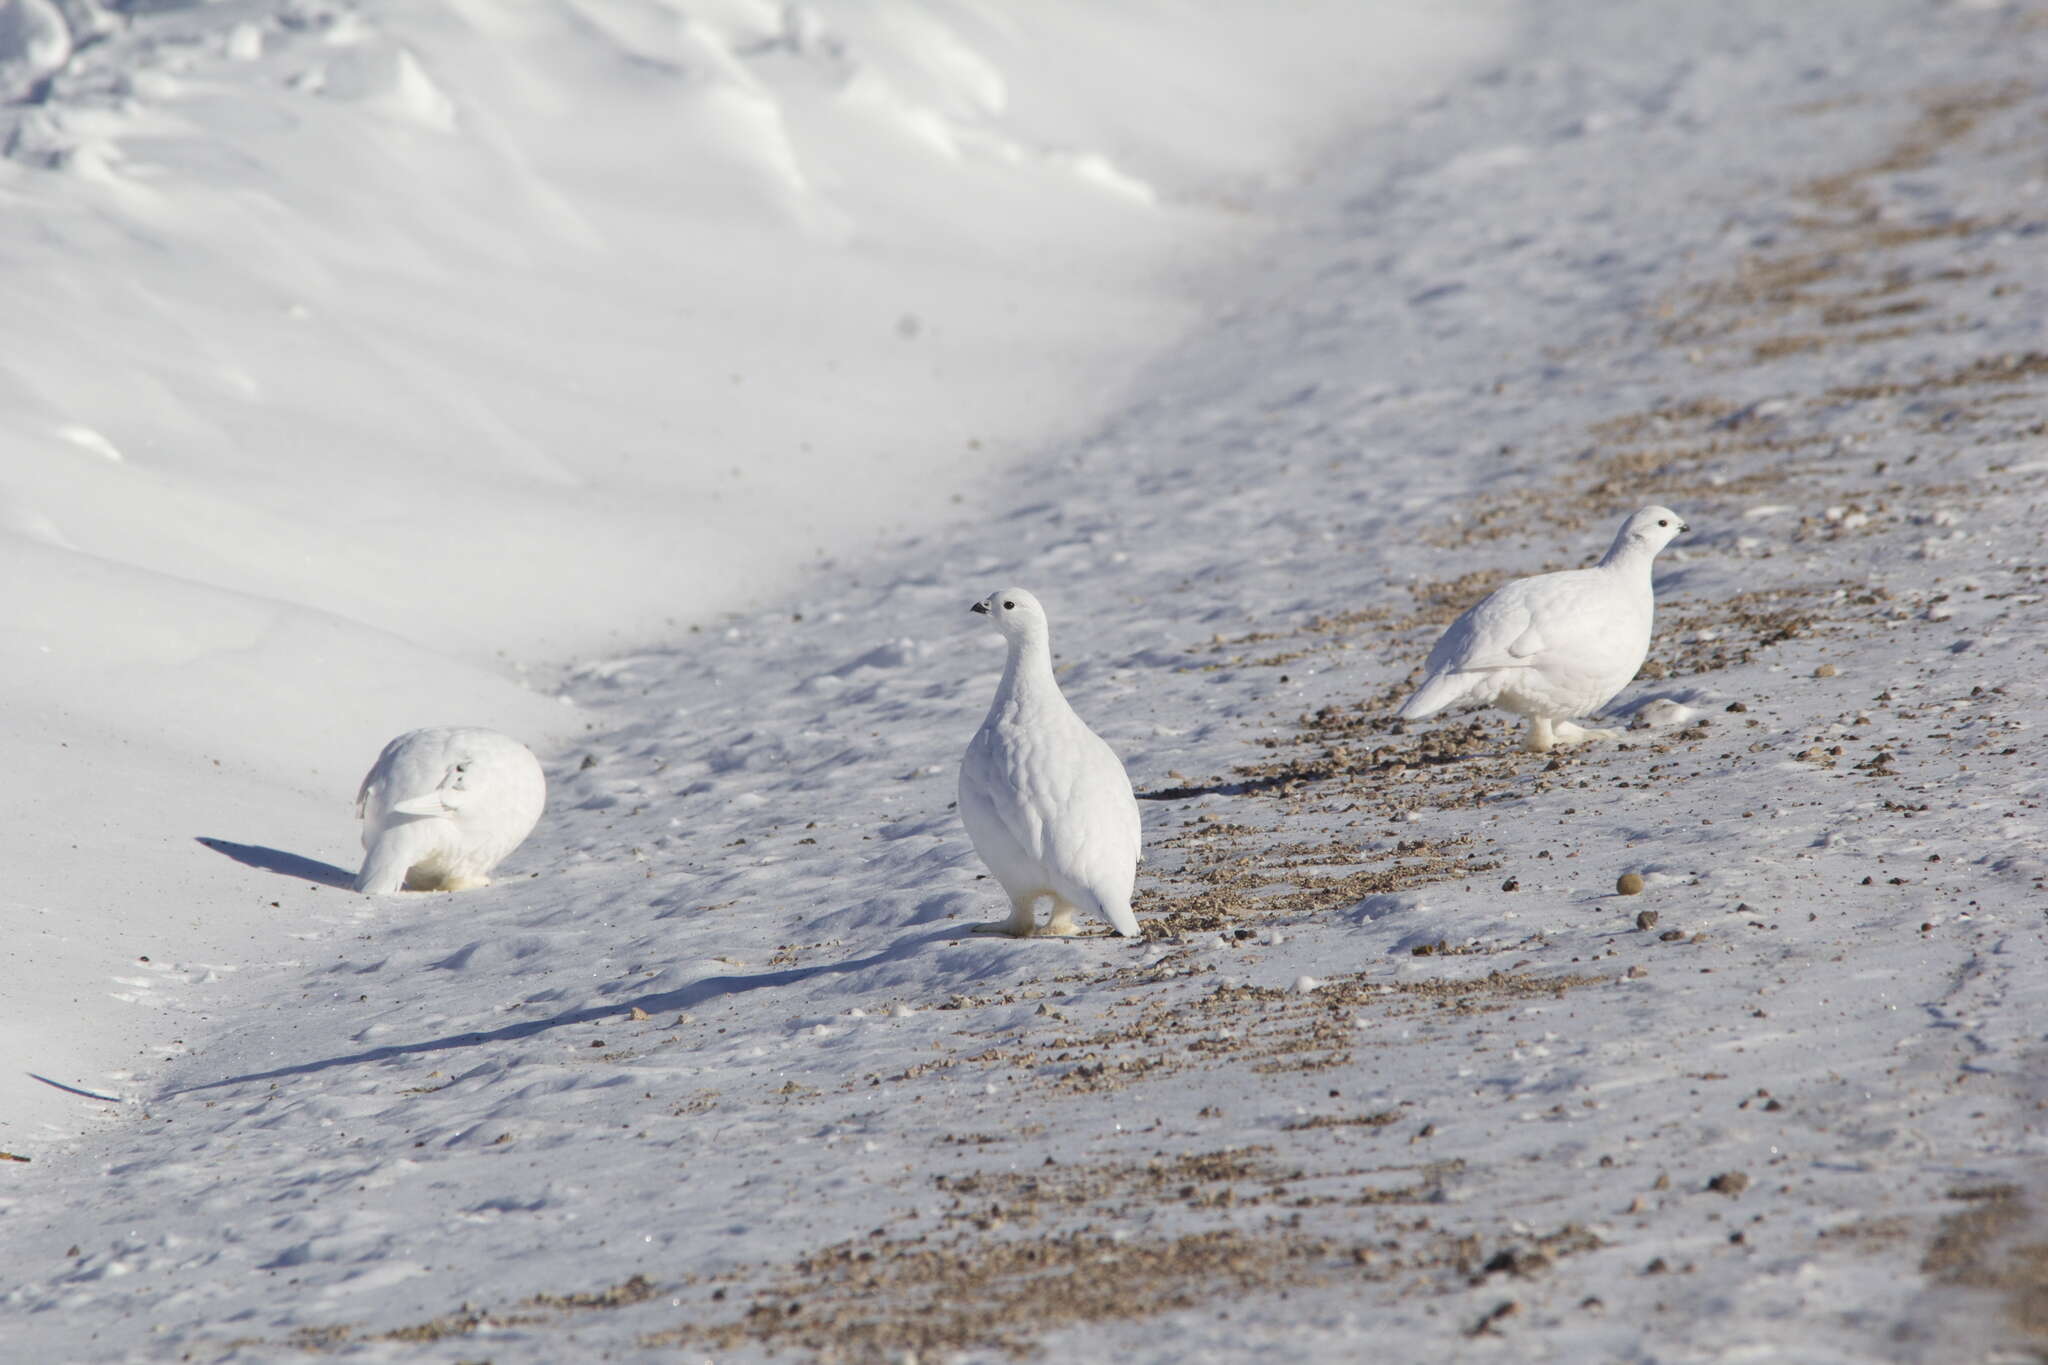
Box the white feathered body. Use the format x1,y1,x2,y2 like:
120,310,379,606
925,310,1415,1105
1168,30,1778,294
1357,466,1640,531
1395,508,1686,752
1399,563,1654,723
959,597,1140,937
354,727,546,894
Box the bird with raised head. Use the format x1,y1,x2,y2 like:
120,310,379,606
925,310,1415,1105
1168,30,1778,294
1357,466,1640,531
1395,506,1690,753
958,588,1141,938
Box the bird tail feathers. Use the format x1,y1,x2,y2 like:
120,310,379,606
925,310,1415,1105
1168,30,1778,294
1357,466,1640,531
1395,672,1476,721
355,821,441,894
354,842,413,895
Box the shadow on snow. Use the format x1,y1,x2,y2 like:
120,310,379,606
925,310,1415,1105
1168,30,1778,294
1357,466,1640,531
167,924,997,1097
196,836,356,890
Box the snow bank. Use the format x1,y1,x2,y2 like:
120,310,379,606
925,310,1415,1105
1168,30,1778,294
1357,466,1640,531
0,1,1504,1137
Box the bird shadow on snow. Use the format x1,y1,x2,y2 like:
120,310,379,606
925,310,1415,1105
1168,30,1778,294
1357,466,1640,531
167,924,982,1098
28,1073,125,1102
196,837,356,889
1136,776,1293,802
1136,724,1523,802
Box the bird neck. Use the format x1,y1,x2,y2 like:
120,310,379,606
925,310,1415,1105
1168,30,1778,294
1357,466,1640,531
1598,532,1653,572
995,634,1062,709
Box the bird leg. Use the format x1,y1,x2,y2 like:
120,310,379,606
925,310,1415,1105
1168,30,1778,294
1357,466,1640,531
1044,902,1080,937
409,872,493,892
1524,717,1624,752
1552,720,1622,746
970,893,1045,938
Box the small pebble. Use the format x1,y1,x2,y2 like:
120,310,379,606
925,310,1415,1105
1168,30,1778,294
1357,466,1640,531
1814,663,1838,678
1616,872,1645,896
1707,1171,1751,1196
1659,929,1685,942
1635,909,1659,931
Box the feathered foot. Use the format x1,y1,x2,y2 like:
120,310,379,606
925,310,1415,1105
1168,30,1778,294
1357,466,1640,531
1552,720,1623,746
1523,717,1622,752
406,871,493,892
970,894,1045,937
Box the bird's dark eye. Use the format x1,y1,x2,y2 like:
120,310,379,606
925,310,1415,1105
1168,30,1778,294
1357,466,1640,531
1002,600,1015,610
1657,519,1669,527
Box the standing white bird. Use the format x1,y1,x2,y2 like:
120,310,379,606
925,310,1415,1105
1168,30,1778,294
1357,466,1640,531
1395,506,1689,753
353,727,547,894
958,588,1142,938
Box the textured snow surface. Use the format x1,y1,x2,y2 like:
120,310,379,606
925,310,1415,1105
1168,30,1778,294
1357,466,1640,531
6,0,2048,1361
0,0,1498,1142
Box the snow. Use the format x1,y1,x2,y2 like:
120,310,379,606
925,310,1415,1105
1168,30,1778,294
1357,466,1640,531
0,0,1499,1146
5,0,2048,1360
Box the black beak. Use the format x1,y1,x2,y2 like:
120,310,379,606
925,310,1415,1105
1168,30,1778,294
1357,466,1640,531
1680,522,1691,533
970,601,989,615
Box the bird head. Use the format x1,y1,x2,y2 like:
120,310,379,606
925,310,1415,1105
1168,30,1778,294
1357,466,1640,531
970,587,1050,644
1620,505,1689,552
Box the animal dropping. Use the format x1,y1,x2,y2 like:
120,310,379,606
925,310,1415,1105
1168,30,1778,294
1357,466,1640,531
353,728,546,895
958,588,1141,938
1396,506,1689,752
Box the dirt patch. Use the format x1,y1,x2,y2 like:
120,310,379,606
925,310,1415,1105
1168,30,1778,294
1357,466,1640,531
638,1143,1602,1362
243,1278,661,1354
1014,964,1605,1095
1664,80,2029,357
641,1226,1384,1360
1134,824,1495,939
1657,584,1844,675
1825,350,2048,404
1922,1185,2048,1340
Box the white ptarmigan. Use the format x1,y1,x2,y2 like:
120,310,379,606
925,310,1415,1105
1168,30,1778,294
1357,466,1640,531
958,588,1142,938
1395,506,1689,753
353,727,547,894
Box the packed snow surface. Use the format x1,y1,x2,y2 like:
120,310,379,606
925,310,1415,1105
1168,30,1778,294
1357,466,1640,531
0,0,1500,1141
5,0,2048,1361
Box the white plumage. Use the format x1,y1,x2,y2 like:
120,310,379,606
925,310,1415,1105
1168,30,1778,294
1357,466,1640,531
353,727,546,894
958,587,1142,938
1396,506,1689,752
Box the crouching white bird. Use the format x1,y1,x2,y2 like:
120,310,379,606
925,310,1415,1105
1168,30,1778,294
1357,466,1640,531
1395,506,1689,753
958,587,1141,938
354,727,547,894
